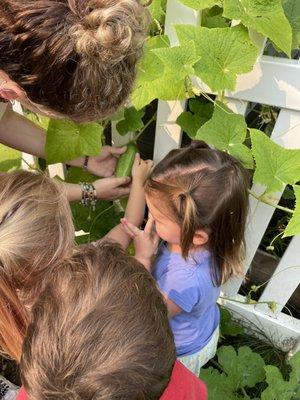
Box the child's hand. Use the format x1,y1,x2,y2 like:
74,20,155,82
131,153,154,185
121,215,160,271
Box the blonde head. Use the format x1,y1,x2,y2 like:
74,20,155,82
0,170,75,361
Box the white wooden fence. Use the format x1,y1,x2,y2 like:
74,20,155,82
20,0,300,353
116,0,300,353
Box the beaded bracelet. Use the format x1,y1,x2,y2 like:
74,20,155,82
80,182,97,211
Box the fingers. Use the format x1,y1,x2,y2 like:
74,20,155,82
121,218,141,237
115,187,131,198
113,176,131,187
144,214,156,235
133,152,141,166
110,146,127,156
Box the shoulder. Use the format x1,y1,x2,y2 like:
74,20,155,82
161,361,207,400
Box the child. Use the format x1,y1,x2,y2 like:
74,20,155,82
20,242,177,400
0,154,152,362
122,141,250,375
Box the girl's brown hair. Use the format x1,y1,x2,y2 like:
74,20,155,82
145,141,250,286
0,0,149,121
21,241,176,400
0,170,74,361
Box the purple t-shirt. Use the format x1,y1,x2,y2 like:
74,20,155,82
152,244,220,357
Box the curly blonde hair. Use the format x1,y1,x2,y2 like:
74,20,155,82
0,0,149,121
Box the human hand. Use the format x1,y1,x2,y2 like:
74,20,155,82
121,215,159,270
93,176,131,201
87,145,127,177
131,153,154,186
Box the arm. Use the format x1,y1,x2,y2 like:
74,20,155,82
64,177,131,202
120,217,183,317
0,106,127,175
105,154,153,249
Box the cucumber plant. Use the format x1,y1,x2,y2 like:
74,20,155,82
2,0,299,239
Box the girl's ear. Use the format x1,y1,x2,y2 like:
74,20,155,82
193,229,209,246
0,70,27,101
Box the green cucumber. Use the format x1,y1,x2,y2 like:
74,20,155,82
116,142,138,178
116,142,138,210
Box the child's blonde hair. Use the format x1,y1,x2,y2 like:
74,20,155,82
0,170,74,361
0,0,149,121
21,241,176,400
145,141,250,285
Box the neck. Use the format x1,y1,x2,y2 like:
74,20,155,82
167,242,205,255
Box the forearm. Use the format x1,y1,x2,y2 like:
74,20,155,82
0,107,46,157
124,179,145,227
64,182,82,202
105,179,146,249
0,107,84,167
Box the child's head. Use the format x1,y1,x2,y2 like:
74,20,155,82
0,170,74,361
145,141,250,285
21,241,176,400
0,0,149,121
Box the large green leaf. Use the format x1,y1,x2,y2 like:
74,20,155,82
284,185,300,237
218,346,265,388
0,144,22,172
283,0,300,49
223,0,292,56
132,43,200,109
202,346,265,399
250,129,300,194
132,35,171,109
201,367,237,400
45,119,103,164
178,0,222,10
175,25,259,92
116,107,145,136
261,360,300,400
177,98,214,138
196,101,253,168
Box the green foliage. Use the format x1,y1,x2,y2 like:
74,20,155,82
116,107,145,136
66,167,121,243
175,25,259,92
250,129,300,194
220,307,244,338
0,144,21,172
46,119,103,164
223,0,292,56
196,101,253,168
178,0,222,10
261,352,300,400
133,42,200,109
202,6,231,28
283,185,300,237
283,0,300,49
176,98,213,138
202,345,266,399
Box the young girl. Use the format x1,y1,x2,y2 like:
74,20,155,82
122,141,250,375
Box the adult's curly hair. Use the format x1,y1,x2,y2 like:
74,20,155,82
0,0,150,121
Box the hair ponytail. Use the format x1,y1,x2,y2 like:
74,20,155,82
179,193,197,258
